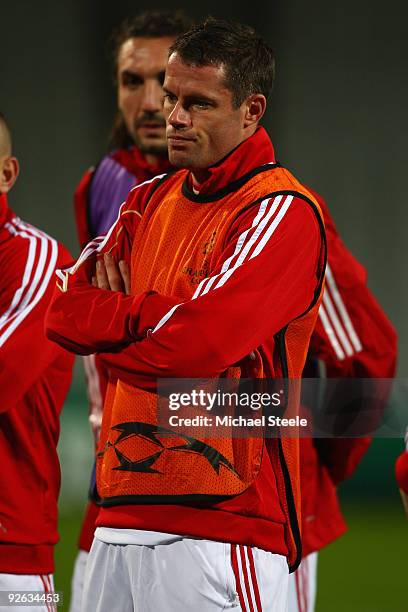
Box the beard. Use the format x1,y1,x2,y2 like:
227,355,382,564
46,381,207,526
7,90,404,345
132,112,168,158
135,135,168,157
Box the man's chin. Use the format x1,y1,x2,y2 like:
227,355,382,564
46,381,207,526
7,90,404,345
135,136,168,158
168,150,194,169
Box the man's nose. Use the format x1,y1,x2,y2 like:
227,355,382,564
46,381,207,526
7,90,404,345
141,80,163,113
168,102,191,128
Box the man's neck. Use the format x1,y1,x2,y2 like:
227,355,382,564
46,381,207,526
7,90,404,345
189,127,259,192
191,169,211,192
184,127,276,198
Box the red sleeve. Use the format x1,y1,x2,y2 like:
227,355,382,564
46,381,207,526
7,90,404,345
74,168,94,250
98,196,323,390
0,226,74,413
306,190,398,484
45,175,176,354
396,451,408,495
78,501,100,552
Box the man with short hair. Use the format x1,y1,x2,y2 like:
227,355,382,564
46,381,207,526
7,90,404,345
288,192,397,610
47,19,326,610
0,112,74,608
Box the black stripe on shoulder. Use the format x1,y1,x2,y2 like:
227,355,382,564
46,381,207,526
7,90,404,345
278,438,303,573
182,163,280,203
284,191,327,317
143,170,178,213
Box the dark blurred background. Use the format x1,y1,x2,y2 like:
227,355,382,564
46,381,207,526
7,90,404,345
1,1,407,610
0,0,408,368
2,0,406,371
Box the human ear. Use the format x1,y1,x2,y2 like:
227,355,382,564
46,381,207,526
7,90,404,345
0,156,19,193
243,94,266,128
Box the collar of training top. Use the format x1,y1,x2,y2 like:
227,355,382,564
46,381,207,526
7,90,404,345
0,192,9,228
186,126,276,197
112,144,171,179
0,193,17,243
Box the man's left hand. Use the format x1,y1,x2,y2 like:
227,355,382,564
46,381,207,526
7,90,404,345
93,253,131,294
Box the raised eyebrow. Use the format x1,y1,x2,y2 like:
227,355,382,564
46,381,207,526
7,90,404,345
121,69,143,80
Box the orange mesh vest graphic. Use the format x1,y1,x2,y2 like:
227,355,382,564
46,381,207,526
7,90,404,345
96,165,326,566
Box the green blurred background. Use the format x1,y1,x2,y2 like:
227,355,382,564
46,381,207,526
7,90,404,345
1,0,407,609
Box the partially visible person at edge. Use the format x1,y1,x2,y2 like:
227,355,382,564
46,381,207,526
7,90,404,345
0,112,74,610
69,11,192,612
395,428,408,517
287,188,397,611
46,18,327,611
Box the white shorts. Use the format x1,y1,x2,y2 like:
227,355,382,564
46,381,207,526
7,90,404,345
288,552,318,612
0,573,55,612
82,537,289,611
69,551,88,612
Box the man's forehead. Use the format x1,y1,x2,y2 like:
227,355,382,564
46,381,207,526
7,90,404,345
165,54,228,92
118,37,174,73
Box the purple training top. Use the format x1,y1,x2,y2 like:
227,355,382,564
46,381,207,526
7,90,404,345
89,153,137,238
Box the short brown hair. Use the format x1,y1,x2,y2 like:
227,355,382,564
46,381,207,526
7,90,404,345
169,17,275,108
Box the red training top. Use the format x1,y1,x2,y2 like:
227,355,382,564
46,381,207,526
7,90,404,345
0,194,74,573
46,128,326,570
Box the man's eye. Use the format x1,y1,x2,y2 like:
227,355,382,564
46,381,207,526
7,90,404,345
193,101,210,110
122,73,143,88
163,93,177,104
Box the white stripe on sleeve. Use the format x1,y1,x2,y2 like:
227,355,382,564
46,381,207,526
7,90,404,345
191,196,276,299
213,195,289,291
0,219,58,347
322,288,354,357
250,195,292,259
318,302,346,361
325,263,362,353
0,227,36,330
